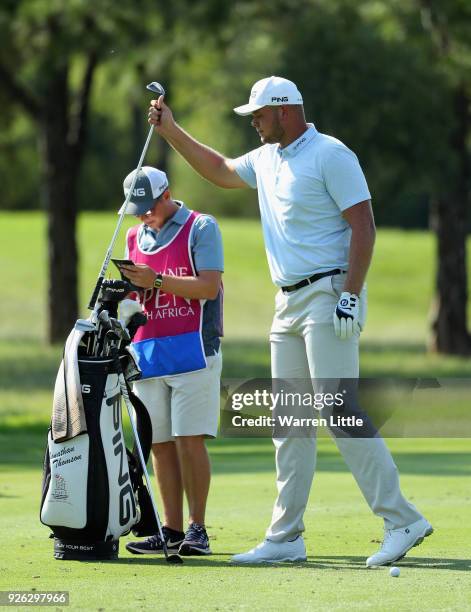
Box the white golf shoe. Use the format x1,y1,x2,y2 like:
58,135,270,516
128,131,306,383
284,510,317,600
366,517,433,567
231,536,307,564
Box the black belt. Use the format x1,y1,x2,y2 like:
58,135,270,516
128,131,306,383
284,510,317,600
281,269,343,294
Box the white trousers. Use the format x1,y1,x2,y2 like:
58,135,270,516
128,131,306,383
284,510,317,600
266,273,422,541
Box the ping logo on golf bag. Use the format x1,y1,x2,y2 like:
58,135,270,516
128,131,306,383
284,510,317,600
81,384,91,394
107,393,137,526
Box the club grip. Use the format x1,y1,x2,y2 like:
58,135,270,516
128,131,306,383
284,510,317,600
87,277,104,310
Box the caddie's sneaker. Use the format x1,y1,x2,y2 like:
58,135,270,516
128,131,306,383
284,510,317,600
231,536,307,564
366,518,433,567
179,523,211,556
126,526,185,555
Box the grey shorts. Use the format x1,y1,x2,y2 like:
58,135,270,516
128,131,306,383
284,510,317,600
132,351,222,443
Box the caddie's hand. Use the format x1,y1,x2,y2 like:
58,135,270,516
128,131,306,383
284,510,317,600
148,95,174,133
120,264,157,289
333,292,361,339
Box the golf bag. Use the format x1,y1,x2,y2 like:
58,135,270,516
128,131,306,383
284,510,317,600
40,283,157,560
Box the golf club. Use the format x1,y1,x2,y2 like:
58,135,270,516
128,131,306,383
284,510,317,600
87,81,166,312
74,319,96,355
95,310,112,357
75,319,96,333
103,329,120,357
116,368,183,565
107,320,130,354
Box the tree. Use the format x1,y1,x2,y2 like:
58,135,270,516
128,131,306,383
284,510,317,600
0,2,157,341
0,0,239,342
417,0,471,354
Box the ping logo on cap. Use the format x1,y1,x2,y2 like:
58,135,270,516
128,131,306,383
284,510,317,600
233,76,304,116
120,166,169,216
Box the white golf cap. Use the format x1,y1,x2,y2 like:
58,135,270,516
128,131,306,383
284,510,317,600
119,166,169,215
233,76,303,116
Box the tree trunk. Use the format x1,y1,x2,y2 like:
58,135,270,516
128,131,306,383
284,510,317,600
429,196,471,354
38,68,79,343
429,85,471,355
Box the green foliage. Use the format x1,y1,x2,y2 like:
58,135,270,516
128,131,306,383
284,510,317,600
270,0,452,226
0,114,38,210
0,0,470,228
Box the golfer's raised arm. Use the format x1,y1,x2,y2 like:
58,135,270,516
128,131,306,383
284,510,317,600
149,97,246,190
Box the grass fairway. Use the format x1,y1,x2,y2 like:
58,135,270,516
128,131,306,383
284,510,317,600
1,212,471,610
1,439,470,611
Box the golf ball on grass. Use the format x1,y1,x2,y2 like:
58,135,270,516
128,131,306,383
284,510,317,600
390,566,400,577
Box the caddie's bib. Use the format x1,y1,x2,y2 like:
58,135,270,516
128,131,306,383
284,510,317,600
126,211,206,378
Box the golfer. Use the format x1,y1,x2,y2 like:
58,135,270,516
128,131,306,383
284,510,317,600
119,166,223,556
147,77,433,567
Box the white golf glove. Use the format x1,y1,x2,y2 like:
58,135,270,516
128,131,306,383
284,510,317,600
333,292,361,339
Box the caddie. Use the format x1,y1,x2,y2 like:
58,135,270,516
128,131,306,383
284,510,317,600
119,166,223,557
147,77,433,567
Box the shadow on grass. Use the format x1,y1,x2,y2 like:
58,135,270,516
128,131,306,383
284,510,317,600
1,424,469,477
209,444,471,477
0,339,271,392
2,338,471,393
399,556,471,571
1,338,470,472
0,343,62,392
223,338,471,377
221,340,270,378
312,555,471,572
81,554,471,571
361,340,427,355
360,340,471,377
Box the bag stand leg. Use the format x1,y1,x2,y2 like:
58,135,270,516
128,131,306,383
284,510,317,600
117,371,183,565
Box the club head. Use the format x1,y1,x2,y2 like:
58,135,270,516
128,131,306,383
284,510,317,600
166,554,183,564
98,310,110,324
147,81,165,96
104,329,120,343
75,319,96,333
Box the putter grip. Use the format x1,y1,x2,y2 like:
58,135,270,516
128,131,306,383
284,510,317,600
88,277,104,310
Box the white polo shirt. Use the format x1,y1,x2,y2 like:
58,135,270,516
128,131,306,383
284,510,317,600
233,124,371,287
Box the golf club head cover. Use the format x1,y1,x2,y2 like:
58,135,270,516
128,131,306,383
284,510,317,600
126,312,148,341
100,279,133,303
119,299,143,326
